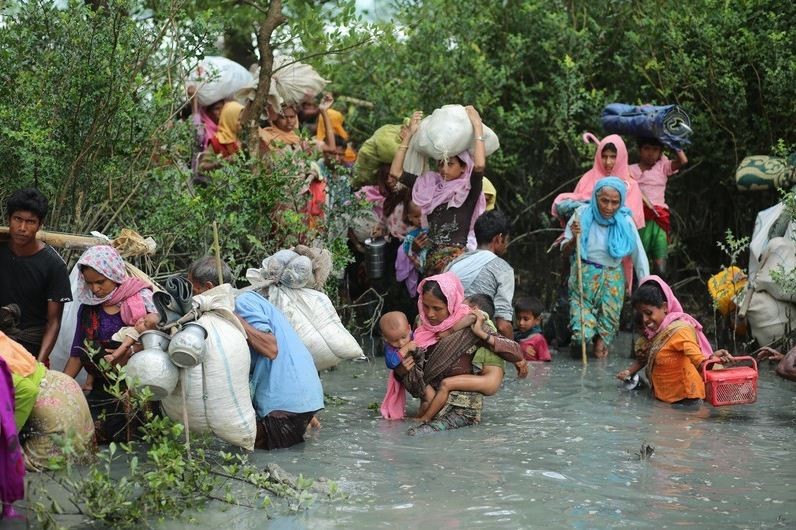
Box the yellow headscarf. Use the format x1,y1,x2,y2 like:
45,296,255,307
315,108,349,142
482,176,497,211
215,101,244,145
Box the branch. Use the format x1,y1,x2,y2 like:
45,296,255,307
273,37,373,73
241,0,288,157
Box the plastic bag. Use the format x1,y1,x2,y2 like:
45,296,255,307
353,124,403,187
404,105,500,176
186,56,254,107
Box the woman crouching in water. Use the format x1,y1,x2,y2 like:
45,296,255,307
618,276,733,405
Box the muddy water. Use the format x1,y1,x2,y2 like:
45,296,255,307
191,336,794,529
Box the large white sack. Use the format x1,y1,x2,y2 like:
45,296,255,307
403,104,499,176
741,289,796,347
187,56,254,107
49,266,86,385
271,55,329,105
755,237,796,303
162,285,256,451
267,286,363,371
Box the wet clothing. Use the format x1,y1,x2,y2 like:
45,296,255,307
255,410,318,450
407,391,483,435
0,243,72,354
568,261,624,346
236,292,324,419
643,322,706,403
515,328,551,362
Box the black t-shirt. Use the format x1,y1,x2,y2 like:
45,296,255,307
0,242,73,332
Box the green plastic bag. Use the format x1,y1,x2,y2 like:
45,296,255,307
353,124,403,188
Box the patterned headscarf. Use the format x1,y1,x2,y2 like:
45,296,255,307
579,177,636,260
414,272,472,349
76,245,154,325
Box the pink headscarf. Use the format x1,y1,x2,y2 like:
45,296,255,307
640,275,713,359
76,245,154,326
199,103,218,149
414,272,472,349
552,133,645,229
411,151,486,249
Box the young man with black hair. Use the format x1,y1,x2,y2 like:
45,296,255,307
0,188,72,364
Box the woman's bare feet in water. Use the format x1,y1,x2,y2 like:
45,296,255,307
306,416,321,433
593,336,609,359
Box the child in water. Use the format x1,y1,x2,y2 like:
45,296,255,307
513,296,551,362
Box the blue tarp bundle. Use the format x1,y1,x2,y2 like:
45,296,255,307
600,103,692,150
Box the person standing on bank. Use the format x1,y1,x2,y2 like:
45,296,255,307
0,188,72,366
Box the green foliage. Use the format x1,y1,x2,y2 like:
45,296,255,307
716,229,750,267
329,0,796,281
27,365,344,529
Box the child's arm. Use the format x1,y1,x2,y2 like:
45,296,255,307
417,368,503,422
671,149,688,171
471,313,528,378
524,344,538,360
437,312,477,339
104,336,137,365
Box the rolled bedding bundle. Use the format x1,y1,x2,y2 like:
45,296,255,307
735,154,796,192
601,103,692,151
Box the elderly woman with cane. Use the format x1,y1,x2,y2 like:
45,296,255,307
560,177,649,359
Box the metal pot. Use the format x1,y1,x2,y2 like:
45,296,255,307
168,322,208,368
126,330,178,400
364,237,387,279
139,330,172,351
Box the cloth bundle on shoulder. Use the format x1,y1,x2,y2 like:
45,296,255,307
735,154,796,192
186,56,254,107
600,103,692,151
161,284,256,451
353,124,403,188
403,105,500,176
247,249,363,371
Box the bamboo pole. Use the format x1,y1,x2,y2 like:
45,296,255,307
574,213,588,365
0,226,107,249
212,221,224,285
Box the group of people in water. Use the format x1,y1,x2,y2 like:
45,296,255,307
2,92,794,519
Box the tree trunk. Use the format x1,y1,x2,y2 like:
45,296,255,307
241,0,287,157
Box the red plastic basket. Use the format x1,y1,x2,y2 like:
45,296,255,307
701,356,758,406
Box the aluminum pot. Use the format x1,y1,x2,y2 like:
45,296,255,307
364,237,387,279
126,330,178,400
168,322,208,368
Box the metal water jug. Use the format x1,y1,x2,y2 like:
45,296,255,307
126,330,178,400
364,237,387,279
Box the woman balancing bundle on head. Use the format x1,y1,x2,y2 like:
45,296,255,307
389,106,487,276
560,177,649,358
617,276,732,404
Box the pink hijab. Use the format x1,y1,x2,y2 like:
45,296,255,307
414,272,472,349
76,245,154,326
552,133,645,229
641,275,713,359
412,151,486,249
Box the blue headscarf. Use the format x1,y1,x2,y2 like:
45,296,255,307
578,176,636,259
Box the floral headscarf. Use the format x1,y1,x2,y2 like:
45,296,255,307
76,245,155,325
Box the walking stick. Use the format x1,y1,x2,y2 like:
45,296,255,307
574,212,588,365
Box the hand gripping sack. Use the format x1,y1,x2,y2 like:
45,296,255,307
187,57,255,107
161,285,256,450
403,105,499,176
267,285,363,371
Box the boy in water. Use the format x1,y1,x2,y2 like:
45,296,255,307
514,296,551,362
630,137,688,276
